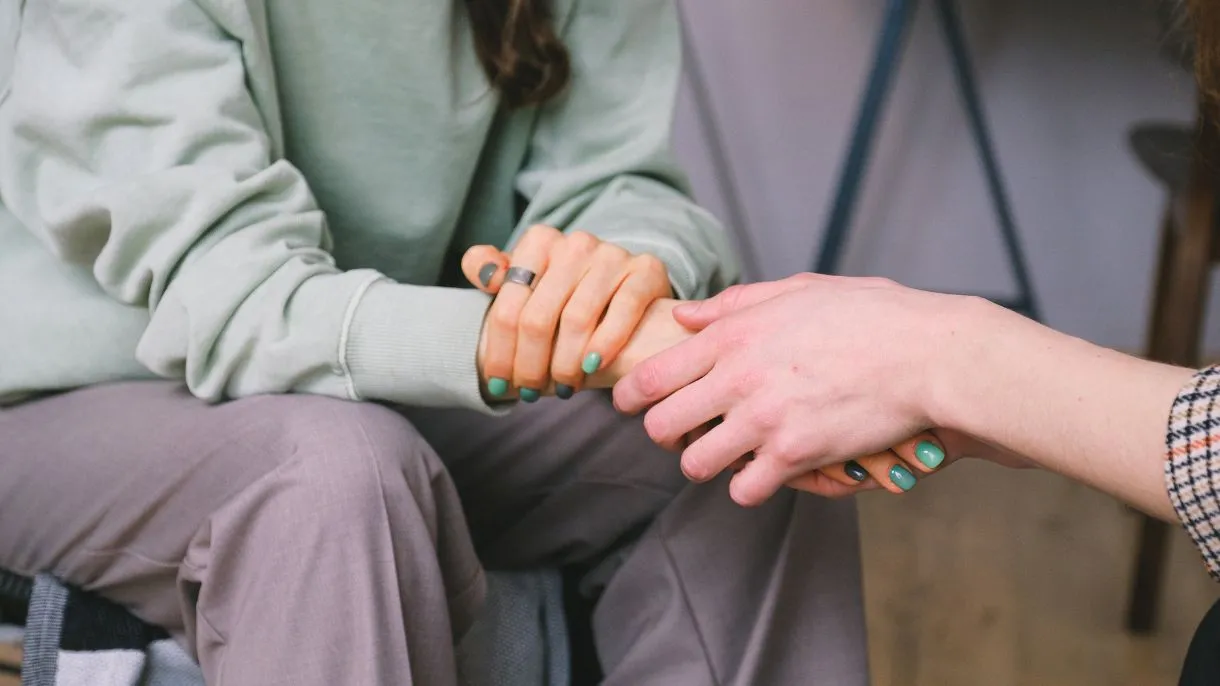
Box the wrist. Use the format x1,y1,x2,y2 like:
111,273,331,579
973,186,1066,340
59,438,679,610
924,295,1025,435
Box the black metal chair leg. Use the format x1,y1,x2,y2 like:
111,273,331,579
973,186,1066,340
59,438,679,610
815,0,918,275
934,0,1041,321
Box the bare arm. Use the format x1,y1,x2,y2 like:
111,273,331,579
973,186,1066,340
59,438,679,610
613,275,1195,520
929,298,1192,521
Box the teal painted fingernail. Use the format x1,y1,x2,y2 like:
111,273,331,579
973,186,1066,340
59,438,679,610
519,388,540,403
487,378,509,397
844,461,868,482
581,352,602,375
889,464,917,492
555,384,574,400
915,441,945,469
478,262,498,287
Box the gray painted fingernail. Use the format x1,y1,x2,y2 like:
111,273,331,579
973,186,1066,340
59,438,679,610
478,263,498,287
844,461,868,482
555,384,574,400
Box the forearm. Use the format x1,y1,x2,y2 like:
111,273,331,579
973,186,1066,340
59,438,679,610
932,298,1193,520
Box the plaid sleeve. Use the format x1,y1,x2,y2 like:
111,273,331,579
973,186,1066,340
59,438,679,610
1166,366,1220,580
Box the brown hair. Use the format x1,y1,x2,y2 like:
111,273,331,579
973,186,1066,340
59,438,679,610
465,0,571,109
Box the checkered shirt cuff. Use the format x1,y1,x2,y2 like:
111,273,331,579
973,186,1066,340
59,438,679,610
1166,365,1220,581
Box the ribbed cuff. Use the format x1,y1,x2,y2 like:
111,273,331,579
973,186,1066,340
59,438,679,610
344,280,504,413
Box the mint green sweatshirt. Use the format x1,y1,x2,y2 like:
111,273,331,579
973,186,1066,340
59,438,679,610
0,0,737,410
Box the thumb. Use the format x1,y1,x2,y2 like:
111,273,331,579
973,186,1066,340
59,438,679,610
674,274,820,328
461,245,510,294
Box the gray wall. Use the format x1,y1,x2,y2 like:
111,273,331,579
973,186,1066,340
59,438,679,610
671,0,1204,353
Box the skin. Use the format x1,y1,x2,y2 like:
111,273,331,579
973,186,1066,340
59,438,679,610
613,273,1193,521
467,238,946,494
461,225,671,396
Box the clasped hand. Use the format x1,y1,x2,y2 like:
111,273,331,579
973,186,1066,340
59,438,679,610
464,231,965,503
462,224,680,400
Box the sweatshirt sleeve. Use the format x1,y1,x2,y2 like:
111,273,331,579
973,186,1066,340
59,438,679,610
513,0,739,301
0,0,496,411
1165,366,1220,580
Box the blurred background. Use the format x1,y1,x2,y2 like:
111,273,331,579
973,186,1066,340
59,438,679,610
670,0,1215,683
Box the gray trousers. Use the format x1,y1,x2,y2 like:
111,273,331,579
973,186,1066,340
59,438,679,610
0,382,867,685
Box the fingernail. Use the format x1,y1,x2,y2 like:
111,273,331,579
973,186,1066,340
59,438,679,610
478,262,498,287
519,388,540,403
487,377,509,397
581,352,602,375
889,464,917,492
844,461,868,482
555,384,574,400
915,441,945,469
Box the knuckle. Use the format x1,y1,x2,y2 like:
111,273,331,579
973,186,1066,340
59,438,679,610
565,230,600,253
560,305,596,332
517,372,548,388
519,308,555,339
721,284,746,308
793,272,818,284
596,241,630,262
633,360,665,398
491,305,519,332
632,252,667,276
551,367,582,385
769,435,807,469
745,400,782,431
526,223,559,238
613,288,648,312
728,367,765,399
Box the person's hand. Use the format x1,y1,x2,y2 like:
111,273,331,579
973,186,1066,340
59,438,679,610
613,273,977,506
594,298,693,385
784,428,1040,498
791,431,953,497
462,225,672,401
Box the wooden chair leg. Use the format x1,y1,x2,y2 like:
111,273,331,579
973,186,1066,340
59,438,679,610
1125,141,1218,632
1127,204,1179,634
1128,516,1173,633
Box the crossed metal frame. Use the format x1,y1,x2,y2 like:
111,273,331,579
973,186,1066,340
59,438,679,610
681,0,1040,320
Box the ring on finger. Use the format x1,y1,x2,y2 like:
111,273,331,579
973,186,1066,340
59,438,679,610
504,266,538,290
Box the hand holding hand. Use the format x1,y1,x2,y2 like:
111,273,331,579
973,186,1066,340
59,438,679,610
613,273,975,506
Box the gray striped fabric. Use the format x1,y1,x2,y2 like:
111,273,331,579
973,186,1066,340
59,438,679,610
22,574,68,686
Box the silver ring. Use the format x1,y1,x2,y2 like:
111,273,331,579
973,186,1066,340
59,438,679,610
504,266,537,289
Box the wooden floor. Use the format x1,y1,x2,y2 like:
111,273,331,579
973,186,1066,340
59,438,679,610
0,642,18,686
859,460,1217,686
1,460,1214,685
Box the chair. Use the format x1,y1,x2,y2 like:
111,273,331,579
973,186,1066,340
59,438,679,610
1126,104,1220,633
